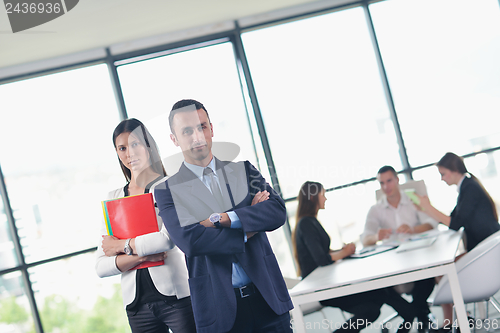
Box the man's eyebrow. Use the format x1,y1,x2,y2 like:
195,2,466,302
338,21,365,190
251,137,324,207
181,125,194,131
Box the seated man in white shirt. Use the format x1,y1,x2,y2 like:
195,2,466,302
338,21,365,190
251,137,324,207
361,166,438,332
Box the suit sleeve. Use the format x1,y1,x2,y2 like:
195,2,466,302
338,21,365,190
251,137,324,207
232,161,287,233
155,180,245,258
298,217,333,267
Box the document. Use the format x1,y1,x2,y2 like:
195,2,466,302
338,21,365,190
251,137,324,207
349,244,398,258
396,236,437,253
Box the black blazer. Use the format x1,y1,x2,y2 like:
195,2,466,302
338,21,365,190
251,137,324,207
295,216,333,278
450,176,500,251
154,159,293,333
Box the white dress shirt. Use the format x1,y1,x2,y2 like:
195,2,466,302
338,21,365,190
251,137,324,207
361,191,438,242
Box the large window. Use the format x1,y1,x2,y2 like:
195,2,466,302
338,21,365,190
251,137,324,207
117,42,258,174
370,0,500,166
0,64,121,263
242,6,402,200
0,64,122,332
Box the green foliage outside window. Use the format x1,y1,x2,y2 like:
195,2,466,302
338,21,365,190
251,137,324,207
0,284,131,333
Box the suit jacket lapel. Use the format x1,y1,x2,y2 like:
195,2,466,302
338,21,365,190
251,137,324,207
178,163,223,212
216,158,240,211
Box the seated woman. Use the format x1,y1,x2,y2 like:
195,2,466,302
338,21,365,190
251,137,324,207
417,152,500,327
292,181,417,333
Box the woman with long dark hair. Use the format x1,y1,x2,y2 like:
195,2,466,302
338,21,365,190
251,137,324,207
417,152,500,327
418,152,499,252
95,118,196,333
292,181,417,333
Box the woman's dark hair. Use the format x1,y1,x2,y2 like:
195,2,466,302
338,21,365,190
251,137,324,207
437,152,497,220
112,118,166,182
292,181,324,276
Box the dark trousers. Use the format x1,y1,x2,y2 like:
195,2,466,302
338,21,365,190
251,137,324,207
126,296,197,333
228,284,292,333
410,278,435,321
320,289,384,333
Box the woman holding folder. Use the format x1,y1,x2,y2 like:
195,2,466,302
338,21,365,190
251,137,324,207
292,181,417,333
95,118,196,333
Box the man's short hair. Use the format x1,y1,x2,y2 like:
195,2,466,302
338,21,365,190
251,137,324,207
169,99,210,134
377,165,398,177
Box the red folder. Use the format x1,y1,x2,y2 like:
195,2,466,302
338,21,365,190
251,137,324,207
101,193,163,270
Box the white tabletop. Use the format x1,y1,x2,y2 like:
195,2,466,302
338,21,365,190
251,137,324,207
290,229,462,297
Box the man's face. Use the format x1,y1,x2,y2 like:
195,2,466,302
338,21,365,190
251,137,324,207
170,109,213,166
377,171,400,197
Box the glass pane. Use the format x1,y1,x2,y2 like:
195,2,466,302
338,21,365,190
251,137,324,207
0,65,122,263
117,43,258,175
29,252,129,333
242,7,402,199
413,151,500,217
370,0,500,166
0,271,35,333
0,199,18,270
266,227,296,279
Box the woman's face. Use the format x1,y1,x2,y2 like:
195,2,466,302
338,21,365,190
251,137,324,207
115,132,151,174
438,166,460,186
318,188,327,210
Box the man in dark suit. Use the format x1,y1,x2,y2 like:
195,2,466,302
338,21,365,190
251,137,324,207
154,99,293,333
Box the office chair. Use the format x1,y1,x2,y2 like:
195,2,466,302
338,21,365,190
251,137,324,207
428,230,500,333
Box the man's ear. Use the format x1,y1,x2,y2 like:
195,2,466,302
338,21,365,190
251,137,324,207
170,133,179,147
210,123,214,137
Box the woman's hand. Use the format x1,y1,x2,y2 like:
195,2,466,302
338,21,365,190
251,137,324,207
251,191,270,206
142,251,168,263
341,243,356,256
415,194,431,211
330,243,355,261
102,235,124,256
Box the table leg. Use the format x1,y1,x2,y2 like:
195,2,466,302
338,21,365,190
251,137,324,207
447,263,471,333
290,305,306,333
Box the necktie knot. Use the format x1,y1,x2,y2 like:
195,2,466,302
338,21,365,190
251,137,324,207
203,167,214,177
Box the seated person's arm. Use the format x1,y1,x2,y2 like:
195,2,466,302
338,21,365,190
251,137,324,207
416,195,451,226
362,206,392,246
330,243,356,261
412,223,433,233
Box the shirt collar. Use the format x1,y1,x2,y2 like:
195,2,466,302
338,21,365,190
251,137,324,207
183,158,216,182
456,174,467,193
381,190,409,208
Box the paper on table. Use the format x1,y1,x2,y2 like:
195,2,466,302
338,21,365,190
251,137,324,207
349,244,398,258
396,236,437,253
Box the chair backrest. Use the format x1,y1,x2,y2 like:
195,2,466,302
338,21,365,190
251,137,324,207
431,230,500,305
375,180,428,201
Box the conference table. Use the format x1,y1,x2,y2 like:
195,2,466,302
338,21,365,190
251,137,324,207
289,228,469,333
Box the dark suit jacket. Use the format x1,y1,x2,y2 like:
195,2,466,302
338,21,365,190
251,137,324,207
450,176,500,251
295,216,334,278
154,159,293,333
